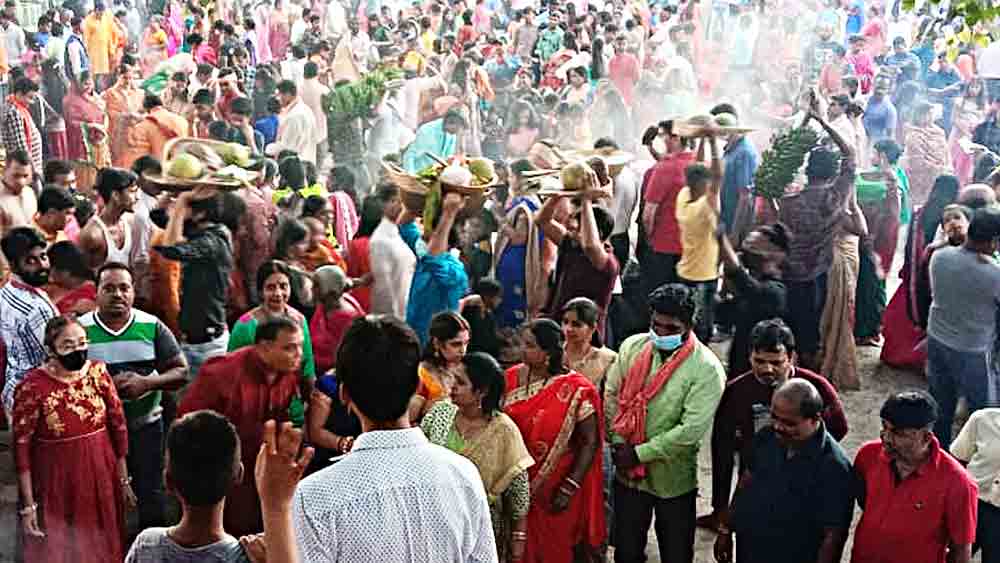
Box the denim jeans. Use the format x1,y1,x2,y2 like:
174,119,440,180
603,445,615,541
127,418,166,529
182,331,230,380
927,336,996,443
680,278,716,343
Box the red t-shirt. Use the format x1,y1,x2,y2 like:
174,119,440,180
644,151,694,256
608,52,640,106
851,438,978,563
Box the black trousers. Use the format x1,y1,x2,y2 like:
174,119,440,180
610,233,631,274
612,482,696,563
976,499,1000,563
127,419,166,530
640,251,680,300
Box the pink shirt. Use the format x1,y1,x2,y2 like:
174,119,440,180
609,52,640,106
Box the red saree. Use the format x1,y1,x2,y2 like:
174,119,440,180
12,362,128,563
503,366,606,563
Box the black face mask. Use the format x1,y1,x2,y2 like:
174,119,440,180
150,208,169,230
55,349,88,371
20,269,50,287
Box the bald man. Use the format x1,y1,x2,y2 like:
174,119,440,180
715,379,855,563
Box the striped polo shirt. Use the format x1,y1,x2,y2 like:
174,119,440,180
78,309,181,427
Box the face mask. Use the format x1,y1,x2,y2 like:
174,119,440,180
21,269,50,287
649,330,684,352
55,349,88,371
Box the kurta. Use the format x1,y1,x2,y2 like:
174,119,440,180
178,347,301,536
227,311,317,380
12,362,128,563
266,99,317,164
403,118,458,172
122,107,190,167
102,83,145,167
300,78,330,144
82,12,118,75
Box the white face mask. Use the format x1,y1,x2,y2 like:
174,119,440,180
652,136,667,155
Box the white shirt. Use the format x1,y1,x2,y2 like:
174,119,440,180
292,428,498,563
266,98,318,164
400,76,443,133
4,23,25,67
611,165,638,237
300,78,331,143
290,18,309,46
325,0,348,39
979,41,1000,79
951,408,1000,508
369,217,416,319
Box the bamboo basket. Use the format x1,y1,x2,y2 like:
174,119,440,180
141,137,259,191
381,159,494,218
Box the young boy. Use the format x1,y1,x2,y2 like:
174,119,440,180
675,135,723,343
462,277,503,359
125,411,312,562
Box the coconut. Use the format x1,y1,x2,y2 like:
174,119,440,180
167,154,204,179
439,164,474,186
714,113,738,127
561,161,595,191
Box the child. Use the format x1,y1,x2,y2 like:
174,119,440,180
462,278,503,359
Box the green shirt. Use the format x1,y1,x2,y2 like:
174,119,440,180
227,315,316,379
604,333,726,499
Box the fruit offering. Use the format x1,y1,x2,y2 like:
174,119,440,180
754,126,821,200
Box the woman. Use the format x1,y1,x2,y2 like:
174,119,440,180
449,59,487,156
346,195,379,312
227,259,316,382
102,60,145,168
300,215,348,272
45,241,97,316
273,218,316,315
540,32,580,91
422,352,535,562
63,72,110,194
555,102,592,150
561,66,594,107
13,315,134,563
141,16,170,76
506,101,541,158
494,159,548,328
855,144,903,347
306,365,363,474
410,311,471,421
903,100,952,207
309,265,363,376
716,223,789,378
948,78,987,185
561,297,617,389
880,174,960,370
590,37,607,81
501,319,605,563
268,0,292,61
820,190,869,390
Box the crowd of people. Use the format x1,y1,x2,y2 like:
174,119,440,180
1,0,1000,562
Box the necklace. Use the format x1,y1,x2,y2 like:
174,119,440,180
454,410,488,440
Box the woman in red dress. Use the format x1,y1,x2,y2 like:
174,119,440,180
13,315,133,563
345,196,382,312
502,319,605,563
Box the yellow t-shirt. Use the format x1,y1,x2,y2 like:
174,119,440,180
675,186,719,282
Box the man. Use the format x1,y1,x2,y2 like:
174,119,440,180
265,79,317,165
641,120,693,294
802,24,840,84
926,52,963,133
0,227,57,415
369,181,417,319
123,93,189,167
33,186,75,245
129,156,164,311
675,136,723,343
79,262,188,530
153,189,236,377
700,319,849,532
609,34,640,107
179,316,304,536
162,72,190,116
951,407,1000,563
714,378,854,563
406,192,470,345
0,150,37,236
599,138,638,270
926,206,1000,444
863,79,899,145
293,315,497,562
403,109,467,173
224,97,265,154
214,68,242,123
2,78,43,178
973,96,1000,157
779,100,856,371
82,2,118,89
605,283,726,563
300,62,330,165
709,105,759,232
78,167,138,270
884,36,922,84
537,174,620,338
64,16,89,81
189,88,219,140
852,391,978,563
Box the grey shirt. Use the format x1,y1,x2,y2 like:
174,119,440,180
928,246,1000,352
125,528,251,563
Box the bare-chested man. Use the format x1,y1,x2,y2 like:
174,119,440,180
78,167,139,271
0,150,38,280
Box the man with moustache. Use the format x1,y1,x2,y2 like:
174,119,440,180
714,379,855,563
698,319,848,532
0,227,58,417
851,391,978,563
78,167,139,270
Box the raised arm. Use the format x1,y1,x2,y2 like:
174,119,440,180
579,198,610,270
535,194,568,245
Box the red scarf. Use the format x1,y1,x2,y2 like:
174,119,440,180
6,95,35,153
612,333,697,478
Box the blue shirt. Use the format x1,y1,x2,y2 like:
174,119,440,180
254,115,279,146
845,0,865,35
403,118,458,173
863,97,898,143
407,251,469,346
721,137,759,228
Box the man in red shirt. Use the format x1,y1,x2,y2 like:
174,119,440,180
178,316,305,536
852,391,978,563
608,34,640,107
641,120,694,297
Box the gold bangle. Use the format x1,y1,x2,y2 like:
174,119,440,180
562,477,581,490
18,503,37,516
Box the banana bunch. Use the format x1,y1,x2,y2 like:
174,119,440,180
754,127,820,200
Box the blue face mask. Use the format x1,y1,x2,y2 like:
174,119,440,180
649,330,684,352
